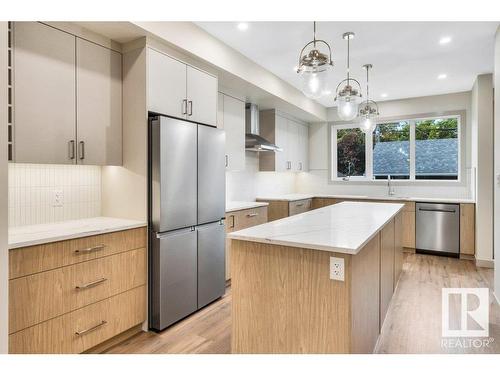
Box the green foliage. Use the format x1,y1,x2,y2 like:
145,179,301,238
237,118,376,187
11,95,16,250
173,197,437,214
415,118,458,140
337,128,365,176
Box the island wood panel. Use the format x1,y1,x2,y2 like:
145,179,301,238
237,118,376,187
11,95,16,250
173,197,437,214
231,240,351,353
9,227,147,279
460,203,475,255
256,200,289,221
225,206,268,280
380,219,395,328
9,285,146,354
394,212,404,286
402,211,415,249
9,247,146,334
350,234,380,353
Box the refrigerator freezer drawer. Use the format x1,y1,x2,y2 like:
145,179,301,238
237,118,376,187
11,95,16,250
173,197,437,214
150,228,198,331
197,221,226,309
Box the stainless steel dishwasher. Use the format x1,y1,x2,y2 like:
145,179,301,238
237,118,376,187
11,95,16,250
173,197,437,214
416,202,460,257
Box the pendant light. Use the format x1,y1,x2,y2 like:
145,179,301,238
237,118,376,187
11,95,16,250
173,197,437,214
296,21,334,99
358,64,379,133
334,32,362,121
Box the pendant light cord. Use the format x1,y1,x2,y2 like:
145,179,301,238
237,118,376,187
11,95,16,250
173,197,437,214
347,36,350,84
313,21,316,48
366,65,369,101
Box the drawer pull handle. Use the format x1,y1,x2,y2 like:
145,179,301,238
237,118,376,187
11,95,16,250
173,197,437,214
229,215,235,228
295,203,304,207
246,213,259,217
75,277,107,290
74,244,105,254
75,320,107,336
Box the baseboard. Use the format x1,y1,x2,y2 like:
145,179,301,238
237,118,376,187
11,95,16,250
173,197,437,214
403,247,415,253
475,258,494,268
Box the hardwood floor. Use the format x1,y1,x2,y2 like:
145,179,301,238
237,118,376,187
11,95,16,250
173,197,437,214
105,254,499,354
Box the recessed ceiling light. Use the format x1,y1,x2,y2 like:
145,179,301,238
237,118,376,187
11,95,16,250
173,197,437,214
438,74,447,80
381,93,388,98
237,22,249,31
439,36,452,45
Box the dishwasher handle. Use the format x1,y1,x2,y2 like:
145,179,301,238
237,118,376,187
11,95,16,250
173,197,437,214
418,207,457,213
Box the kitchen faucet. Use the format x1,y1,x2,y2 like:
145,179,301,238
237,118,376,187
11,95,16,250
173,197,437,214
342,160,353,181
387,175,395,196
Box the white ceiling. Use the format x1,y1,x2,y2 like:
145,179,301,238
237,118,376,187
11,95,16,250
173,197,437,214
196,22,498,107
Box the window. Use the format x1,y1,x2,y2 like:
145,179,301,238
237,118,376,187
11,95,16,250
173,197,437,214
373,121,410,179
336,128,366,178
415,118,458,180
331,115,460,181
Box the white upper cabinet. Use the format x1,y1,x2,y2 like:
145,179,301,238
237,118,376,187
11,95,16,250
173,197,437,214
147,48,187,119
221,93,245,171
12,22,123,166
217,92,224,129
13,22,76,164
147,48,218,127
186,66,218,126
76,38,122,166
259,110,309,172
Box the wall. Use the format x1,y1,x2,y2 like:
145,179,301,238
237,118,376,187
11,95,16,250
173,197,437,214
0,21,8,354
471,74,494,265
101,43,148,221
296,91,473,200
226,152,296,202
494,26,500,302
8,164,101,227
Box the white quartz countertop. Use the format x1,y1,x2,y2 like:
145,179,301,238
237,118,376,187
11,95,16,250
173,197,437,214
226,201,269,213
256,194,315,202
9,217,147,249
227,201,405,254
257,193,474,204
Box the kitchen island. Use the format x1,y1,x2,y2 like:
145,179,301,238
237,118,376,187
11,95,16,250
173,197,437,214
227,201,405,354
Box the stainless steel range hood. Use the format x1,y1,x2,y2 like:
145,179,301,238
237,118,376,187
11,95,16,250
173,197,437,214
245,104,282,152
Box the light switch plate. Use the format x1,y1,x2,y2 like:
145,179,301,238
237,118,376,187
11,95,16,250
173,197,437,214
330,256,345,281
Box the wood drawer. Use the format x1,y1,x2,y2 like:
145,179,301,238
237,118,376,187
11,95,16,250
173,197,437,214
9,285,146,354
311,198,338,209
288,199,312,216
9,227,147,279
226,206,268,233
9,247,146,334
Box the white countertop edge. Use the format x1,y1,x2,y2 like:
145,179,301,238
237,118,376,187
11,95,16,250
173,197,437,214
9,220,147,250
228,203,405,255
226,201,269,213
257,193,474,204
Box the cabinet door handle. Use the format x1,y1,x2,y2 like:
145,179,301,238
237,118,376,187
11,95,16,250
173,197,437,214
246,213,259,217
75,277,107,290
225,155,228,167
75,320,107,336
78,141,85,160
74,244,105,255
229,215,235,228
299,162,302,171
188,100,193,116
182,99,188,115
68,140,75,160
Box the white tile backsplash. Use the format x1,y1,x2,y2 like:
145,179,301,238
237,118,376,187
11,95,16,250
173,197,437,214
8,164,101,227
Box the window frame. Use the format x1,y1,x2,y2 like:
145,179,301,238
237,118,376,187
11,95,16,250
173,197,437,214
330,114,462,183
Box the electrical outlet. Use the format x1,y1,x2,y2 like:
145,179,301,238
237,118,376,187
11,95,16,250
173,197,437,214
330,257,345,281
52,190,63,207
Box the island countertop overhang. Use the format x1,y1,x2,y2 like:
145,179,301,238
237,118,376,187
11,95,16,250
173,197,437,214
227,201,405,255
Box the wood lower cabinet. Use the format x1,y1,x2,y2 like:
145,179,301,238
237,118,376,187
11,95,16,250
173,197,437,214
8,227,147,354
394,212,404,285
225,206,268,280
460,203,475,256
257,198,312,221
380,219,395,328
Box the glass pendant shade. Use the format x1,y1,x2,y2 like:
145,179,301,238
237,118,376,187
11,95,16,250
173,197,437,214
296,22,334,99
299,68,332,99
334,32,362,121
359,114,376,133
337,93,361,121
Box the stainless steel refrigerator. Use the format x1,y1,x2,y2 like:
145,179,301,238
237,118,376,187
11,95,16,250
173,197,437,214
149,115,226,331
